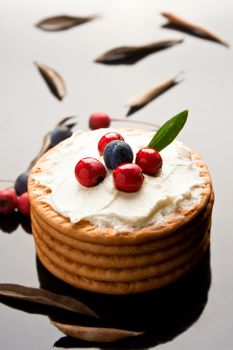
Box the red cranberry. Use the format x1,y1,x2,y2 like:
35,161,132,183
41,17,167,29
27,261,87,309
113,163,144,192
136,147,162,176
18,192,30,216
0,189,18,214
75,157,106,187
98,132,124,155
89,112,111,130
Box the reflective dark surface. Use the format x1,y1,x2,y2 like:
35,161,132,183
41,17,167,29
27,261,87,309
0,246,211,349
38,251,211,349
1,0,233,349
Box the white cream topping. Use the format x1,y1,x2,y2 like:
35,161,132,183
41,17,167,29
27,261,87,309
33,129,207,232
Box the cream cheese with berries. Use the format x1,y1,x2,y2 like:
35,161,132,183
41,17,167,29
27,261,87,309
33,128,207,232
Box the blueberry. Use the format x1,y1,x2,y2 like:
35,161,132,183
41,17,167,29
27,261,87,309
103,140,133,169
50,126,72,147
14,172,29,196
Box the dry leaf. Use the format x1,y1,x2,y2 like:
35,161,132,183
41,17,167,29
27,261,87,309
27,116,77,170
0,284,97,318
27,131,51,170
125,73,183,116
34,61,66,100
161,12,229,47
52,322,143,343
56,116,77,129
94,39,183,65
36,15,98,31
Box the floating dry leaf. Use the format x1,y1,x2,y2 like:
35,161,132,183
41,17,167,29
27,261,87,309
35,61,66,100
52,322,143,343
125,73,183,116
161,12,229,47
56,116,77,130
27,116,77,170
27,131,51,170
0,284,97,318
36,15,98,31
94,39,183,65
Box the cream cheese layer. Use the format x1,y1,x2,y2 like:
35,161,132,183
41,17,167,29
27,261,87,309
33,128,207,232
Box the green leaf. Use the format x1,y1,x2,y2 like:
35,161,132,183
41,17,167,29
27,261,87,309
148,110,188,151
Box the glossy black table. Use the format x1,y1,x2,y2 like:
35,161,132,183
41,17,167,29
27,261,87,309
1,0,233,349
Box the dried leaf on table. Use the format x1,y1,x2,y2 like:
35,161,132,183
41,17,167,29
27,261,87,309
94,39,183,65
34,61,66,100
52,322,144,343
161,12,229,47
0,284,97,318
125,73,184,116
36,15,98,31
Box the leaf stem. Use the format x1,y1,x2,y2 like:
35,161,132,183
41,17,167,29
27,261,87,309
111,117,160,129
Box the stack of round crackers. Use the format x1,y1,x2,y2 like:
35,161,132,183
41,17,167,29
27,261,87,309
29,150,214,294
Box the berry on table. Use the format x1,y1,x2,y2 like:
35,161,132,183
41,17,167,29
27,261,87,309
113,163,144,192
18,192,30,216
136,147,162,176
75,157,106,187
50,126,72,147
14,172,29,196
20,214,32,234
0,189,18,214
0,210,20,233
103,140,133,169
98,132,124,155
89,112,111,130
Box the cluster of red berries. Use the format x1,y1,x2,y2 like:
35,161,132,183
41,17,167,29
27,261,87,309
0,189,30,216
0,112,109,216
75,131,162,193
